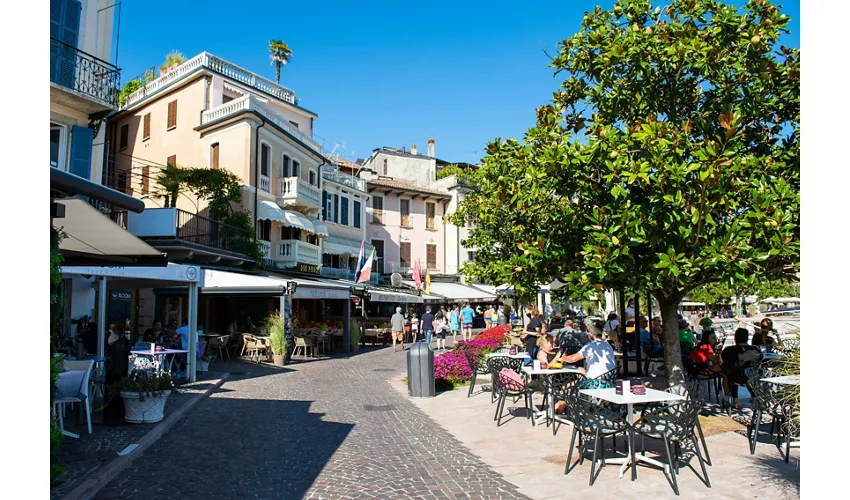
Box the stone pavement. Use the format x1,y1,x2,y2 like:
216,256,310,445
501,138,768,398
94,345,527,500
395,374,800,500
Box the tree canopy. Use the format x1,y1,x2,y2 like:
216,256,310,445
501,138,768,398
452,0,799,383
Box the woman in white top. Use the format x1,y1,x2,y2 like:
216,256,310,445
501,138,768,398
410,312,419,343
562,321,616,378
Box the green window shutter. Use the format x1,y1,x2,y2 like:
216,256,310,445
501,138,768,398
322,190,328,220
333,194,339,223
69,125,93,180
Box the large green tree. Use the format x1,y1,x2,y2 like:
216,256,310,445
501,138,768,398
453,0,799,384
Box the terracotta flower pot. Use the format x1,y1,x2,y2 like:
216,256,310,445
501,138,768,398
273,354,285,367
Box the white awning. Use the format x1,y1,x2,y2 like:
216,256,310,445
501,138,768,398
323,236,371,256
200,269,350,299
470,284,497,295
54,198,162,258
282,210,315,233
403,281,496,303
368,290,424,303
257,200,286,222
311,219,329,238
62,263,200,283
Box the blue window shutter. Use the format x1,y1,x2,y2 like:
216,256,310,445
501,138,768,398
51,0,80,88
69,125,93,179
322,190,328,220
333,194,339,223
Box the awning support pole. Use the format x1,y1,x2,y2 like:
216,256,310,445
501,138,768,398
188,282,198,383
97,277,107,358
343,297,351,353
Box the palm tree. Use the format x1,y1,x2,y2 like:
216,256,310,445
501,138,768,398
268,40,293,84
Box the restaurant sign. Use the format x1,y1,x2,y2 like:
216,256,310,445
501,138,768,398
293,286,350,300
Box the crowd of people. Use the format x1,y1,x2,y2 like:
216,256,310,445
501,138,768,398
389,302,511,352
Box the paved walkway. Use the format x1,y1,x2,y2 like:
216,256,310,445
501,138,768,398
94,345,527,500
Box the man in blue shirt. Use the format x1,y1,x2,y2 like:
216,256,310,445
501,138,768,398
420,306,435,349
461,302,475,342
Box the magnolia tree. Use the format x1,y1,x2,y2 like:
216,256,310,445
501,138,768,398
452,0,799,384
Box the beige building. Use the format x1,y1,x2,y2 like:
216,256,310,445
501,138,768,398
108,52,329,269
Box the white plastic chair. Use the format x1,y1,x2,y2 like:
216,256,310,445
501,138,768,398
55,360,94,435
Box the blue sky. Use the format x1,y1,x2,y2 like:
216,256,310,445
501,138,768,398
115,0,800,164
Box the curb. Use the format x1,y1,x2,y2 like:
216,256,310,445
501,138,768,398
60,374,229,500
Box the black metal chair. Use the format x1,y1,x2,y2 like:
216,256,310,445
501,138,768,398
563,388,631,486
682,355,724,404
641,381,713,467
486,356,522,404
577,368,617,390
640,342,664,375
463,350,490,398
635,398,711,496
493,366,534,426
545,371,583,436
746,369,798,462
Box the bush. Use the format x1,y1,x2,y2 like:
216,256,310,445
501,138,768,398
474,325,511,342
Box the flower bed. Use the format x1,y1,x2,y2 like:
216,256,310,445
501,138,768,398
474,324,512,342
455,338,503,351
434,350,472,385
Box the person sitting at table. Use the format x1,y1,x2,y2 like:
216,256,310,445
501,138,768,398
752,317,782,348
176,320,198,350
536,334,563,366
690,330,730,400
561,321,616,378
107,324,121,345
143,320,164,343
721,328,764,407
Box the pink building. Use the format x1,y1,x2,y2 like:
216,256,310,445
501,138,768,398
365,178,450,276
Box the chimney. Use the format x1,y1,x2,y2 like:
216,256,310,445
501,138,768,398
427,138,435,158
411,143,417,155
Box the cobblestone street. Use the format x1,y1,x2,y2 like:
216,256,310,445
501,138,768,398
94,346,528,500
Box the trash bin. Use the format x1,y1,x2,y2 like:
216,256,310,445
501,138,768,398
407,342,435,398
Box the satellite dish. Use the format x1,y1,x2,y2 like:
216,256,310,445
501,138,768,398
390,273,403,287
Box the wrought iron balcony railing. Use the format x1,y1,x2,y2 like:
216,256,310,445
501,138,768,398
175,209,254,256
50,38,121,107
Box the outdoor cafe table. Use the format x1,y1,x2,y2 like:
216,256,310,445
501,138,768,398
762,374,800,385
131,349,188,376
761,352,786,360
522,366,584,426
487,351,531,359
579,387,686,480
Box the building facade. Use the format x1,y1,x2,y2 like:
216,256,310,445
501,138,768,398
433,174,475,277
319,161,373,281
50,0,121,184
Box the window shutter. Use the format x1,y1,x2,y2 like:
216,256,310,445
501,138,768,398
427,245,437,269
283,155,290,177
167,101,177,129
322,190,328,220
333,194,339,222
142,166,150,194
353,200,361,228
211,143,219,169
51,0,81,88
119,124,129,149
167,155,177,167
68,125,93,179
143,113,151,140
341,198,349,226
400,242,410,266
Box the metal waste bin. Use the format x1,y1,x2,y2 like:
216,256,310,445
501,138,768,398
407,342,435,397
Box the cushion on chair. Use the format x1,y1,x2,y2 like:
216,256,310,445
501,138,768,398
498,368,525,392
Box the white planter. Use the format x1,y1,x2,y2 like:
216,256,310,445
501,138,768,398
121,390,171,424
198,360,209,372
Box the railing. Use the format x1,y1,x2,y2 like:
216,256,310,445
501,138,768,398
50,37,121,107
277,176,322,207
277,240,321,266
176,209,254,256
201,94,322,154
321,165,366,192
122,52,297,109
259,240,272,259
319,266,379,284
259,175,271,193
86,198,128,229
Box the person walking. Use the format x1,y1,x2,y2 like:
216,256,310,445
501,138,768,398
391,307,405,352
449,305,461,343
420,306,435,348
497,305,507,326
409,312,419,343
483,306,492,329
461,302,475,342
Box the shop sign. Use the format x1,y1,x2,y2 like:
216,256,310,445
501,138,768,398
110,291,132,301
295,264,319,274
293,287,349,300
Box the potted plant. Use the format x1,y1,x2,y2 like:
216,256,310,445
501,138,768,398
266,314,287,366
159,50,186,75
113,373,174,424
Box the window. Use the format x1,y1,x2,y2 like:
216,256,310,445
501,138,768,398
119,124,128,150
400,242,411,269
322,190,328,220
382,158,388,176
325,192,334,222
210,143,219,170
353,200,362,229
256,220,271,241
372,240,384,274
333,194,339,223
371,196,383,224
426,244,437,270
143,113,150,140
281,226,298,241
167,155,176,168
293,160,301,178
467,251,477,262
309,169,316,186
50,122,66,169
167,100,177,129
340,197,349,226
426,202,436,230
142,166,150,195
289,120,299,129
282,154,291,177
260,143,270,177
400,199,411,228
222,94,234,104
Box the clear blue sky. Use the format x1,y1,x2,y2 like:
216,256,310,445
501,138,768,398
115,0,800,165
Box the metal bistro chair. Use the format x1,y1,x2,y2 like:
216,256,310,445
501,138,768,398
635,398,711,496
641,381,713,467
54,360,95,435
746,368,798,462
578,368,617,391
208,335,231,361
292,337,314,359
486,356,523,404
463,350,490,398
546,371,583,436
682,355,724,404
241,334,263,363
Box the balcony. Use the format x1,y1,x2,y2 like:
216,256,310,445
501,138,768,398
122,52,297,109
277,240,321,267
277,177,322,210
127,207,255,264
50,38,120,114
200,94,322,156
321,165,366,192
319,266,379,284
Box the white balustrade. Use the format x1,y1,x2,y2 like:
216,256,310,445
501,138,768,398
259,240,271,259
122,52,297,110
277,240,320,266
277,177,321,208
259,175,271,193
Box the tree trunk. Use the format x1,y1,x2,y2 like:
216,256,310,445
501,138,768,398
656,291,686,386
275,63,281,84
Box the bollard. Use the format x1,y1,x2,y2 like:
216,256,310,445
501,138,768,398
407,342,435,397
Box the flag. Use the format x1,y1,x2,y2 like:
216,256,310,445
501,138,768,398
357,247,376,284
354,241,366,283
413,258,422,289
424,267,431,294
